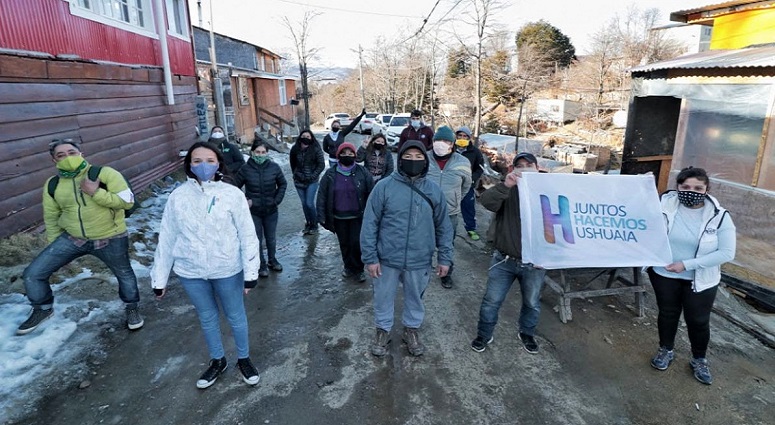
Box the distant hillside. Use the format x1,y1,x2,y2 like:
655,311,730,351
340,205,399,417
285,66,354,83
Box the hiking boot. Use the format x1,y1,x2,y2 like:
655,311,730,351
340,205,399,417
690,357,713,385
357,271,367,283
268,260,283,272
342,268,355,278
650,347,674,371
402,327,425,356
467,230,480,241
259,268,270,278
126,307,144,330
237,357,260,386
16,308,54,335
196,357,227,389
440,275,453,289
519,332,539,354
471,335,494,353
371,328,391,357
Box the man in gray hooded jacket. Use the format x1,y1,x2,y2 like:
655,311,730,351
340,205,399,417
361,140,454,357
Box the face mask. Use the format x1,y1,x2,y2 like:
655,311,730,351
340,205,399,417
56,155,86,172
331,127,340,133
300,138,311,147
373,143,385,150
338,156,355,167
252,154,268,164
400,159,425,177
191,162,219,182
455,139,470,148
433,141,452,157
410,119,421,129
211,131,224,138
677,190,705,207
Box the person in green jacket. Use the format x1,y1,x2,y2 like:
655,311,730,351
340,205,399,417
16,139,143,335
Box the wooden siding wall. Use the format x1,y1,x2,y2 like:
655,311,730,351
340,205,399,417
0,54,198,238
233,77,258,144
255,79,296,123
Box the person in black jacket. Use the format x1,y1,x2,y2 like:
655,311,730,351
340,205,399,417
290,130,326,235
209,126,245,178
233,140,288,277
316,142,374,282
455,126,485,241
322,109,366,167
356,133,394,183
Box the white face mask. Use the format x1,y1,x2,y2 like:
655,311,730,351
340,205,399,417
211,131,224,138
433,141,452,156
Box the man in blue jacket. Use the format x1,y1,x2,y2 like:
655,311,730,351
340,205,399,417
361,140,454,357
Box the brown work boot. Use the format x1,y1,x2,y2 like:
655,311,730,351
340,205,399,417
402,327,425,356
370,328,391,357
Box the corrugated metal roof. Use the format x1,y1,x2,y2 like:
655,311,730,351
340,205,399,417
671,0,775,23
630,46,775,72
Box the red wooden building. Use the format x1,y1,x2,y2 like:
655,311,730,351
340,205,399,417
0,0,199,238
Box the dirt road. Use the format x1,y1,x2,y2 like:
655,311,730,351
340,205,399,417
6,133,774,424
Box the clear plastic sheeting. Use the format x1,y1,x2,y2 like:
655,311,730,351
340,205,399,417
634,79,774,186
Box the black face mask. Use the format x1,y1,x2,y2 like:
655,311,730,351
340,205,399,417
338,156,355,167
677,190,705,207
400,159,425,177
332,127,340,132
373,143,385,150
300,139,311,147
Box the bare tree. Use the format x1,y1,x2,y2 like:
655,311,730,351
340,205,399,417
282,11,321,129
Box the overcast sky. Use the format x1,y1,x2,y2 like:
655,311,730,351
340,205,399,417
188,0,710,68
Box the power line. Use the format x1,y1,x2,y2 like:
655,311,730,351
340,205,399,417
274,0,424,19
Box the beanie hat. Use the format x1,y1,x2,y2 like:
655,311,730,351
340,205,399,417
434,126,455,142
455,126,472,138
336,142,356,156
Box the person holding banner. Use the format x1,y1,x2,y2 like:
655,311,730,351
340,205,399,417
471,152,546,354
647,167,736,385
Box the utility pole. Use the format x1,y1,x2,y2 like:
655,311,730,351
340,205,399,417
514,76,530,150
357,45,365,110
209,0,227,133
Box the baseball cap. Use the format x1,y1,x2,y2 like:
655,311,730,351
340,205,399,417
513,152,538,166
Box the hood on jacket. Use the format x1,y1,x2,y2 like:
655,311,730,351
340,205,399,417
455,126,472,138
397,140,429,178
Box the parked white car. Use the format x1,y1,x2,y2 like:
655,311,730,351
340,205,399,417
324,113,352,130
385,113,411,150
372,113,393,135
356,113,379,133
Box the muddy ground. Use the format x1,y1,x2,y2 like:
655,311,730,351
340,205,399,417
5,132,775,425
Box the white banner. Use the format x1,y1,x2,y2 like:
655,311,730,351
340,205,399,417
519,173,672,269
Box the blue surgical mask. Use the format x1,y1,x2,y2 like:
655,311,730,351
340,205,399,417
191,162,219,182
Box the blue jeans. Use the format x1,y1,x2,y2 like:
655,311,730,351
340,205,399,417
23,233,139,309
461,186,476,231
179,271,250,359
372,264,430,331
296,182,319,226
252,211,278,269
477,250,546,338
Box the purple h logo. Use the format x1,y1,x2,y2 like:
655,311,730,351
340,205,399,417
540,195,575,244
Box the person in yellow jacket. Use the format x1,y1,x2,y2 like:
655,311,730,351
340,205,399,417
16,139,143,335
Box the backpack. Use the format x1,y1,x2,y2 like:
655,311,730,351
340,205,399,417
47,166,140,218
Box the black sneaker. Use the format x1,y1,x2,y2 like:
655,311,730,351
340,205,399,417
16,308,54,335
402,327,425,356
196,357,227,389
370,328,391,357
259,268,270,278
471,335,494,353
237,357,260,386
519,332,539,354
268,260,283,272
307,225,319,235
342,268,355,278
126,307,144,330
302,224,312,235
440,275,453,289
357,271,367,282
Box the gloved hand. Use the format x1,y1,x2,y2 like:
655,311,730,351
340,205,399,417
244,280,258,289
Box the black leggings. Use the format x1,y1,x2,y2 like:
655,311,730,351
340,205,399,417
648,268,718,358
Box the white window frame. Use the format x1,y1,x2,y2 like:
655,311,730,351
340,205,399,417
67,0,158,39
278,79,287,106
165,0,190,41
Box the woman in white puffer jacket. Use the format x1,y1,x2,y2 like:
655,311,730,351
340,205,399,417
151,141,261,390
647,167,736,386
